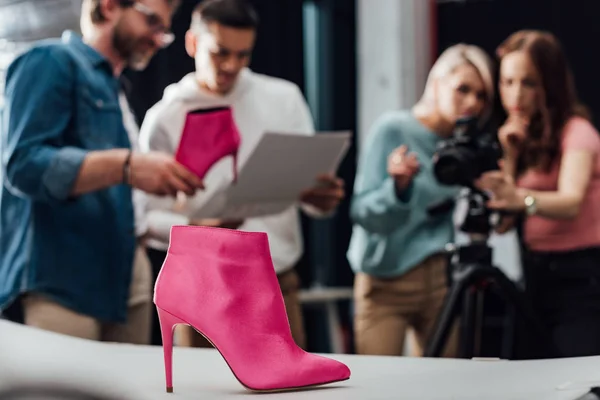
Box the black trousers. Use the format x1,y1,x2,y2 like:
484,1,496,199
147,247,168,346
523,246,600,358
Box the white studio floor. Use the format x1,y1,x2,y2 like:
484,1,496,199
0,320,599,400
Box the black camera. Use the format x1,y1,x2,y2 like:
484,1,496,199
432,117,502,187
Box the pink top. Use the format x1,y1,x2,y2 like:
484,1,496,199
517,116,600,251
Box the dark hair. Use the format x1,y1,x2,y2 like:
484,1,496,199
191,0,259,31
87,0,181,24
496,30,590,173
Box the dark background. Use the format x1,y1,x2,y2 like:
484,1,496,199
437,0,600,126
124,0,599,354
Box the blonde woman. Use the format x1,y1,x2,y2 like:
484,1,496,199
347,44,495,357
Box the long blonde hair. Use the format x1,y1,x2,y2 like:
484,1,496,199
414,44,495,128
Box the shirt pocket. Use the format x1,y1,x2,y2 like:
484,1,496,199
76,85,124,149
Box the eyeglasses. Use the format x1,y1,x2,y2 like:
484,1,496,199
130,2,175,48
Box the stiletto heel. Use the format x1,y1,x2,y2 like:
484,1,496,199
157,307,187,393
154,226,350,392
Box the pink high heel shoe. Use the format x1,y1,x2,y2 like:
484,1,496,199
154,226,351,393
175,106,241,183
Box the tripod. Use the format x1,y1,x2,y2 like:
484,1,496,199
423,188,557,359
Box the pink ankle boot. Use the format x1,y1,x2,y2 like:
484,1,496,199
154,226,351,393
175,106,241,183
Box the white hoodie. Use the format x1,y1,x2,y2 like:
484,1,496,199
138,68,321,275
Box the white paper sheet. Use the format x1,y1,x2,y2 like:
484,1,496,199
190,131,351,220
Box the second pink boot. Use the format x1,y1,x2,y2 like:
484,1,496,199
154,225,351,393
175,106,241,183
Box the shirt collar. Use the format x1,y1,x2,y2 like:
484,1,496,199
61,30,111,70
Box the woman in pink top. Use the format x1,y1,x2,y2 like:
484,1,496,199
476,30,600,358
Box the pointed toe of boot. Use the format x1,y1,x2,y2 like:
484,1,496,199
331,359,352,382
233,348,350,392
258,353,350,391
309,354,351,386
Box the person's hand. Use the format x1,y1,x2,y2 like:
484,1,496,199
388,145,419,191
189,218,244,229
475,170,524,211
495,214,517,234
299,174,345,213
129,151,204,196
498,115,529,159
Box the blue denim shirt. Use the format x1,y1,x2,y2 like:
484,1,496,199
0,31,136,323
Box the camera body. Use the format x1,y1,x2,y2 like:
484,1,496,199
432,117,502,187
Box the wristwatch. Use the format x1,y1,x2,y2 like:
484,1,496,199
524,194,537,216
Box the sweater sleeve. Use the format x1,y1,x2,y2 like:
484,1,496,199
350,114,418,234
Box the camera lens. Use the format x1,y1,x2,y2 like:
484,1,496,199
433,147,476,186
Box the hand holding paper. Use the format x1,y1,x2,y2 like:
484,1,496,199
299,174,345,213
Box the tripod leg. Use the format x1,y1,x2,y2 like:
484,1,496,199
424,275,470,358
501,302,516,360
487,268,558,358
460,288,476,358
474,289,485,356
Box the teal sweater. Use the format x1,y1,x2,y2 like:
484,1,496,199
347,110,460,278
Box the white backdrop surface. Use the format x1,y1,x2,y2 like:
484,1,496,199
0,320,598,400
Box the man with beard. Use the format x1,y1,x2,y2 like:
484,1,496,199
0,0,204,343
